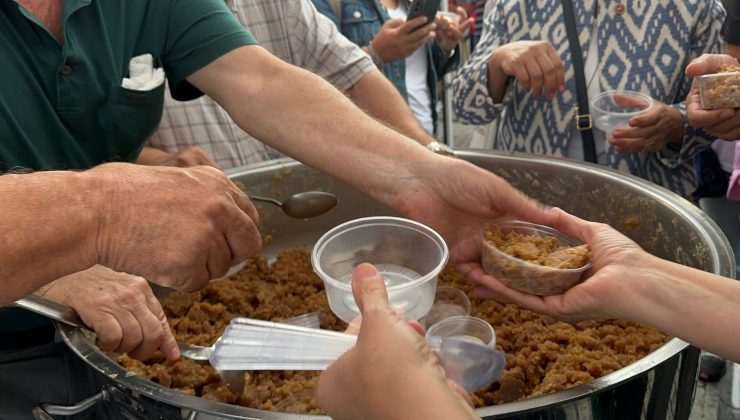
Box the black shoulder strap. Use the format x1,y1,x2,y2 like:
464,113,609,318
560,0,597,163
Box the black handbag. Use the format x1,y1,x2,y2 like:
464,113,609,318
560,0,597,163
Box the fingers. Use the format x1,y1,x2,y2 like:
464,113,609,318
685,54,739,77
534,54,560,98
408,23,436,45
206,232,233,280
351,263,390,315
402,16,430,34
523,59,544,97
703,114,740,140
547,48,565,92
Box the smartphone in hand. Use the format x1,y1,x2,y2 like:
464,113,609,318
406,0,442,31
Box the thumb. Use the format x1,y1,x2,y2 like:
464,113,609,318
351,263,390,315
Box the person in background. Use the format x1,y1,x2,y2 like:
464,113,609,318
452,0,725,200
312,0,471,134
146,0,451,169
1,0,551,417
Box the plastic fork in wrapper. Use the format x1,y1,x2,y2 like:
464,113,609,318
209,317,506,392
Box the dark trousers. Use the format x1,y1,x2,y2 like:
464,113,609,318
0,336,104,420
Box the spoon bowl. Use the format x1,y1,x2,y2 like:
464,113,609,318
249,191,337,219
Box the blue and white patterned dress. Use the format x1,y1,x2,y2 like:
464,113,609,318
452,0,726,199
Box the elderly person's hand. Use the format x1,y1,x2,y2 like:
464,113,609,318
316,263,478,420
609,99,684,153
137,146,220,169
459,208,645,323
88,162,261,292
686,54,740,140
487,40,565,99
436,7,473,54
371,17,437,63
394,156,558,267
38,265,179,360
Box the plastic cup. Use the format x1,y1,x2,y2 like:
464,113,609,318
590,90,653,137
425,315,496,348
435,11,460,29
481,221,591,296
312,217,449,323
420,287,472,328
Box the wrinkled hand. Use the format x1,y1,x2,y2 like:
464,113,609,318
139,146,220,169
394,157,558,266
371,17,436,63
686,54,740,140
460,209,648,323
316,264,476,420
39,265,179,360
89,162,261,292
436,7,473,54
609,99,684,153
489,40,565,99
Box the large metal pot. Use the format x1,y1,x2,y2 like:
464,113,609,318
54,151,734,420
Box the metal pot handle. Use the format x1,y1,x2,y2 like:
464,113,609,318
31,388,109,419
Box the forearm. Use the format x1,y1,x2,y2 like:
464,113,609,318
191,46,436,206
617,254,740,362
346,70,436,145
0,171,99,304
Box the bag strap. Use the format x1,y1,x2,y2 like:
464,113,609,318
560,0,597,163
329,0,342,20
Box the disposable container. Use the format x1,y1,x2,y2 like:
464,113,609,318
312,216,448,323
481,221,591,296
420,286,472,328
425,315,496,348
697,71,740,109
590,90,653,137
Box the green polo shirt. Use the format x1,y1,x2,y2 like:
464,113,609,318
0,0,256,172
0,0,256,334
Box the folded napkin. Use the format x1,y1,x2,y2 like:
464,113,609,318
121,54,165,91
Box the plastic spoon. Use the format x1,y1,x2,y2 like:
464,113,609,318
249,191,337,219
209,317,506,392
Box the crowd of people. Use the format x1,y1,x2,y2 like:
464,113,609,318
0,0,739,419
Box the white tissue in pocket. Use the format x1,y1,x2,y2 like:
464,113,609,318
121,53,165,91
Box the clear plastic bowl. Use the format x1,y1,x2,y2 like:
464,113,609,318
425,315,496,348
481,221,591,296
420,286,472,328
590,90,653,137
697,72,740,109
312,216,449,323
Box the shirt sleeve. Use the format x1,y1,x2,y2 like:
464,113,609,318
161,0,259,100
289,0,375,92
452,0,507,125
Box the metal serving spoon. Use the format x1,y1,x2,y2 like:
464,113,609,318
249,191,337,219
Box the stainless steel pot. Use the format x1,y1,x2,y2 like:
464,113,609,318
53,151,734,420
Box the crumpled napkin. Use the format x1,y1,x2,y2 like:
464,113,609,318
121,53,165,91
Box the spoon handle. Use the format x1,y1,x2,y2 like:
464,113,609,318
248,194,282,207
15,294,85,328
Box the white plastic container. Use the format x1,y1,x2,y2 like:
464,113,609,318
312,217,449,323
